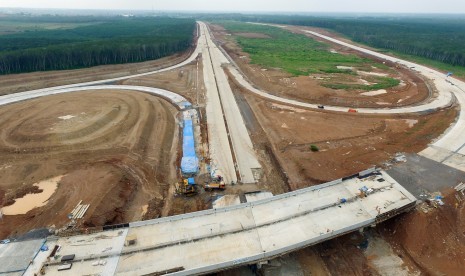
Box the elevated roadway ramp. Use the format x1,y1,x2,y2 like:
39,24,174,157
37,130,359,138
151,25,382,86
199,24,237,184
199,22,261,184
33,170,416,276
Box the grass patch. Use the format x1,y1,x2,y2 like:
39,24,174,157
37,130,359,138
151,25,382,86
310,144,319,152
217,21,373,77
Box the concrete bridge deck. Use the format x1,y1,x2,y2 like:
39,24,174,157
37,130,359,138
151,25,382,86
24,170,415,276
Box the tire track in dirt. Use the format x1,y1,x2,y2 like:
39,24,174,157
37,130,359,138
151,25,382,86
0,90,179,238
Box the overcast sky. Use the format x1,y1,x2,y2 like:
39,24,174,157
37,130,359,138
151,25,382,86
1,0,465,13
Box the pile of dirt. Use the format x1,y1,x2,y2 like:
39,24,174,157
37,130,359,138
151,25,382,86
381,189,465,275
142,197,165,220
84,175,137,227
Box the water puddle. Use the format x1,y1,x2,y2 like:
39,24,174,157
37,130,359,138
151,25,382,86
2,175,63,215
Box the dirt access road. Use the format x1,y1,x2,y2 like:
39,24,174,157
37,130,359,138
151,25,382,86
216,22,464,275
0,90,179,238
211,23,436,110
208,22,457,188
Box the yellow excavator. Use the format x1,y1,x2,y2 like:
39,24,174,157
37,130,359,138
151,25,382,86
176,178,198,196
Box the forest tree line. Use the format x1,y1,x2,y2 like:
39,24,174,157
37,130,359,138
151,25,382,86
0,16,196,75
207,15,465,68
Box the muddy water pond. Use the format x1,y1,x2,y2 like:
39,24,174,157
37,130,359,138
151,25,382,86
2,176,62,215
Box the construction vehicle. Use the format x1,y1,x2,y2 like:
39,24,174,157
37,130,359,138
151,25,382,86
176,178,198,196
204,175,226,191
204,182,226,191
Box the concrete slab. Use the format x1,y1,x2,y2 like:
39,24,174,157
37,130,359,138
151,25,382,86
42,229,128,276
442,153,465,172
0,85,192,110
25,170,415,275
0,239,44,274
201,22,262,184
25,240,57,275
212,195,241,208
244,192,273,202
388,153,465,197
200,24,237,184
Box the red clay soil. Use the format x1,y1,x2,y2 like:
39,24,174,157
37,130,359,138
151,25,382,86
242,90,457,190
0,90,179,239
381,189,465,276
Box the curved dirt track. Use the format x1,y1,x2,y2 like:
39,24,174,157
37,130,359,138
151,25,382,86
0,90,179,238
212,22,465,170
218,24,453,114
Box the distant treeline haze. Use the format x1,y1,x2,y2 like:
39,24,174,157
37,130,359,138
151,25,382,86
0,16,195,75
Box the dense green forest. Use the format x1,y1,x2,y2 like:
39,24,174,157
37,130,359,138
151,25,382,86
204,14,465,70
0,16,195,75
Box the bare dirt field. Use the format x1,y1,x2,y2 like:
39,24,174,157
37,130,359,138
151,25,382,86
237,86,456,190
121,56,204,106
210,23,430,109
0,90,179,239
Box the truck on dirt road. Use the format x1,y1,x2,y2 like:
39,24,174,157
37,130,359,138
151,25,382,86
204,175,226,191
204,182,226,191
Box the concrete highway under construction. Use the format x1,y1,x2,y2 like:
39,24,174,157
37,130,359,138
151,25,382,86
1,20,465,275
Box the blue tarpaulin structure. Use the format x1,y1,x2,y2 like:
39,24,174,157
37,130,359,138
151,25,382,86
181,119,199,175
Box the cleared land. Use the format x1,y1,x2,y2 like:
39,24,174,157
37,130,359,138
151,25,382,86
241,89,456,189
215,21,456,189
0,90,179,239
211,22,430,108
216,21,464,275
0,18,462,276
